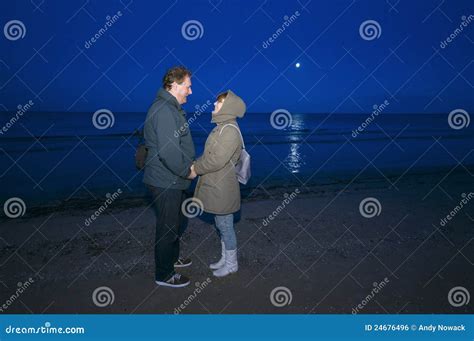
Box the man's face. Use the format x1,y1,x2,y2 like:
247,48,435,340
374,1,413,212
173,76,192,104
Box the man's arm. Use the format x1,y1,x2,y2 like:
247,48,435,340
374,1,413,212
153,107,193,178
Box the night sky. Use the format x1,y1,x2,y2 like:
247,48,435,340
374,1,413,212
0,0,473,114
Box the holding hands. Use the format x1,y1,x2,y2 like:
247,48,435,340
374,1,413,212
187,163,197,179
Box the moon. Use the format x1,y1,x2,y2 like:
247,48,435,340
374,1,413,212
295,62,301,68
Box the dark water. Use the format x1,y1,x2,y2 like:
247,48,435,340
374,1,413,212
1,111,473,207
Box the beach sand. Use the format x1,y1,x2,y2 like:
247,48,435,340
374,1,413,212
1,169,473,314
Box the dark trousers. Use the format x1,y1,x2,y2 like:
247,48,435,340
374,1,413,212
147,185,188,281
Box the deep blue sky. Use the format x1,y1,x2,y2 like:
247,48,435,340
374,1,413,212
0,0,473,114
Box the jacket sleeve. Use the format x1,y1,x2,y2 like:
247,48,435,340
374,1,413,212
153,107,192,178
194,127,240,175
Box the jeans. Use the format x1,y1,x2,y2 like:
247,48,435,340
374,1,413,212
214,214,237,250
147,185,188,281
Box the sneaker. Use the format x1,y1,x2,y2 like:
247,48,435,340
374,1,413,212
174,258,192,268
155,273,190,288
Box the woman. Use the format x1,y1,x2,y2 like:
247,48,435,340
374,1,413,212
192,90,246,277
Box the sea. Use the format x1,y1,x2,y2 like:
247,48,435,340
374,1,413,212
0,111,473,208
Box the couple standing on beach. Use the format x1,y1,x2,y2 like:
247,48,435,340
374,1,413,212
142,66,246,288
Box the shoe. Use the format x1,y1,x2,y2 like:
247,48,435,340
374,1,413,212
209,241,226,270
213,249,238,277
174,258,192,268
155,273,190,288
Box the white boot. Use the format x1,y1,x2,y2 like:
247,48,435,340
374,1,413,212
209,241,226,270
213,249,238,277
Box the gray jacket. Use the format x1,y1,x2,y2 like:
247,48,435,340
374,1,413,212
143,88,196,190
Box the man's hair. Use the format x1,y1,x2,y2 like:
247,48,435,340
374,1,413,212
162,66,192,90
216,91,228,102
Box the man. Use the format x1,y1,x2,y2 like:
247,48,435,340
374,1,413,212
143,66,197,288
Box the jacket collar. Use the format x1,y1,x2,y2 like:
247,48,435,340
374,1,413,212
157,88,182,111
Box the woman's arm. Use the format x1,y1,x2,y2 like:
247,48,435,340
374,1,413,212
194,128,240,175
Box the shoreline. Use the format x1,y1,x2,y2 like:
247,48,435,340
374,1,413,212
5,165,473,219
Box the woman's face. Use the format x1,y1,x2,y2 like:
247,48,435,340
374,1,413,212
212,98,225,114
